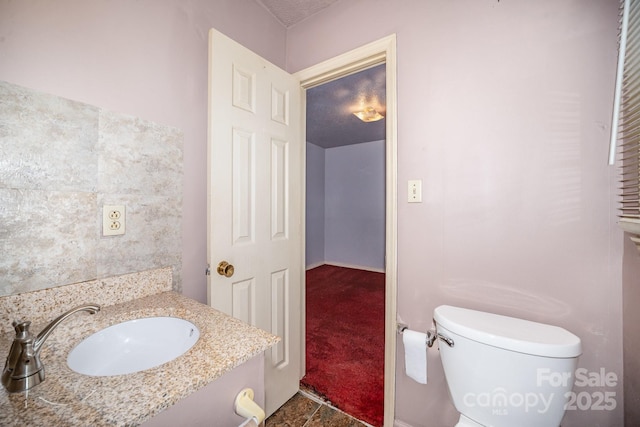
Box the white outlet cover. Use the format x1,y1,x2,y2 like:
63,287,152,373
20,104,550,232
102,205,126,236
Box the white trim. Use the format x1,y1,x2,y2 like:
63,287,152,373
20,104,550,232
321,262,385,274
296,36,393,87
620,218,640,253
619,217,640,235
305,262,325,271
295,33,398,427
609,0,630,166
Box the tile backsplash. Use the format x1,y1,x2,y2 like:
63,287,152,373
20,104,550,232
0,267,173,334
0,81,183,296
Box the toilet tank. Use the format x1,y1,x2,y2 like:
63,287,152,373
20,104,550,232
434,305,582,427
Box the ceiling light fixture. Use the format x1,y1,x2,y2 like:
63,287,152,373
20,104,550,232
353,106,384,122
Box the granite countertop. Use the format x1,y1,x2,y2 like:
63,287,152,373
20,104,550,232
0,291,279,426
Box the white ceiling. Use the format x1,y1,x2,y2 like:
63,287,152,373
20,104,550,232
255,0,341,27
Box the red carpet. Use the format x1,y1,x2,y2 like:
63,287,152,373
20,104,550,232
301,265,385,426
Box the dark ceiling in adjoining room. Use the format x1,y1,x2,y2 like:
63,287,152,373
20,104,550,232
306,64,386,149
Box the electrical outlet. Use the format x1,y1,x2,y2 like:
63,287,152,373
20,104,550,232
103,205,126,236
108,209,121,220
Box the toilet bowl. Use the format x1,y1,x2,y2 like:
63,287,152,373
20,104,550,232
434,305,582,427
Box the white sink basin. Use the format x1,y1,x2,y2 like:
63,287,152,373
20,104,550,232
67,317,200,376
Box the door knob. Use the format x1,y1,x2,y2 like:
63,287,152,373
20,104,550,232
217,261,235,278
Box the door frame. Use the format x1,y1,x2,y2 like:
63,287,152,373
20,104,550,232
294,34,398,427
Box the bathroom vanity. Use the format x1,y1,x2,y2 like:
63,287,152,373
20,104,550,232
0,268,278,426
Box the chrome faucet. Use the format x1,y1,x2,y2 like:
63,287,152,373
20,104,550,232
2,304,100,393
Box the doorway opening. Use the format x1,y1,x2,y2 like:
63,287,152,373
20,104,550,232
296,34,397,427
302,63,386,426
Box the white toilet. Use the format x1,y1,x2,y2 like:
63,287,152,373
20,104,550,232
434,305,582,427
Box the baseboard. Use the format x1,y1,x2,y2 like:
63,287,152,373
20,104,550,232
305,262,325,271
306,261,385,273
305,261,385,273
393,420,414,427
324,261,385,273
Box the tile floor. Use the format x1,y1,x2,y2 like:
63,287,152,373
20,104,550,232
265,390,370,427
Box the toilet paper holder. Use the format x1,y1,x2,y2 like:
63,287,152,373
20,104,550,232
397,322,454,348
234,388,265,425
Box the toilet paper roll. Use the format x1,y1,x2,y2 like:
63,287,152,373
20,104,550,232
403,329,428,384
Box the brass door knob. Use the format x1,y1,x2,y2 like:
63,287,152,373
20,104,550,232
217,261,235,278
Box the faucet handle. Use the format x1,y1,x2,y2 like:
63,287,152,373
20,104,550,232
12,321,32,340
3,304,100,393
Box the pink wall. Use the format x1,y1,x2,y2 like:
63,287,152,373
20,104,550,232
0,0,629,425
0,0,286,303
287,0,624,426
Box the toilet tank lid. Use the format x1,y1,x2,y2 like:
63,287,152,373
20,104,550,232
434,305,582,358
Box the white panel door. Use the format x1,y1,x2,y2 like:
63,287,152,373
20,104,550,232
207,29,302,416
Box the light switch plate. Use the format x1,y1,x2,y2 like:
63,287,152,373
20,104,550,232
408,180,422,203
